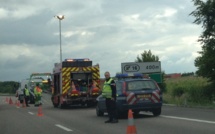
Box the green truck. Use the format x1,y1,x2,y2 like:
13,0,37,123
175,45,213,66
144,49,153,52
27,73,52,103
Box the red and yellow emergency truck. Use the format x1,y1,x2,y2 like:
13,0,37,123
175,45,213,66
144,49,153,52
51,58,100,108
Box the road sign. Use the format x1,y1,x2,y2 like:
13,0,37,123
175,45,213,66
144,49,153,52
149,73,162,83
121,62,161,74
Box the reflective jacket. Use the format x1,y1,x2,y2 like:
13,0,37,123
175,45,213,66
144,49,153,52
102,78,113,98
24,88,30,96
34,86,42,96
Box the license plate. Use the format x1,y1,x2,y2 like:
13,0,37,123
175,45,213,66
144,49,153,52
137,94,151,98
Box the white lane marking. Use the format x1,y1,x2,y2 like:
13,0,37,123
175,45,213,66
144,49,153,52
55,124,73,132
28,112,35,115
161,115,215,124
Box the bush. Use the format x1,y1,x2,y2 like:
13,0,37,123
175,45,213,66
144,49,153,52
172,87,184,97
164,76,214,106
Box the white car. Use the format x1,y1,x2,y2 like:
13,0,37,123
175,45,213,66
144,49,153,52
16,87,24,103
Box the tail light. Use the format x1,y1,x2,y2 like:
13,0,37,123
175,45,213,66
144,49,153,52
122,82,127,96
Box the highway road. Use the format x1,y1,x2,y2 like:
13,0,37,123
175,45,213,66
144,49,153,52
0,93,215,134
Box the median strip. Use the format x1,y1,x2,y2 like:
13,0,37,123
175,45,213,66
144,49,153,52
55,124,73,132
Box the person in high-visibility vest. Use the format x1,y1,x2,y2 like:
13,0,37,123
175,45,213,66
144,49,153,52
102,71,118,123
24,84,30,107
34,83,43,107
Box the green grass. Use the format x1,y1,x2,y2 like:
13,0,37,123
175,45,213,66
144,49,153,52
163,76,215,108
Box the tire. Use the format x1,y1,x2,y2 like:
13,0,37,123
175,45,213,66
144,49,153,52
52,96,59,108
96,105,104,116
60,104,67,109
53,103,59,108
152,107,161,116
133,110,140,116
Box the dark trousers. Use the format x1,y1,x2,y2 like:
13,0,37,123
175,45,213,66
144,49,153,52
105,98,117,121
25,96,29,106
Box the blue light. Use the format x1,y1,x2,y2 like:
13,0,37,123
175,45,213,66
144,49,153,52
115,73,143,79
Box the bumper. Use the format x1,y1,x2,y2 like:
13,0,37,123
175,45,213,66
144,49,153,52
117,102,162,112
98,100,162,113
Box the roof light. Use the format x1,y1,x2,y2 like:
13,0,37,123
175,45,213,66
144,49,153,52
83,58,90,61
65,59,74,62
65,58,90,62
115,73,143,79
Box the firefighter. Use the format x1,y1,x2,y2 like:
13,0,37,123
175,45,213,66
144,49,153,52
102,71,118,123
34,83,42,106
24,84,30,107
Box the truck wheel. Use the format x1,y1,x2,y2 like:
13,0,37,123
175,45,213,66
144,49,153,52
60,104,67,109
52,96,59,108
152,108,161,116
96,105,104,116
53,103,59,108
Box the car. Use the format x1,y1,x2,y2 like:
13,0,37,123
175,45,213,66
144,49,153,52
16,87,24,103
96,73,162,117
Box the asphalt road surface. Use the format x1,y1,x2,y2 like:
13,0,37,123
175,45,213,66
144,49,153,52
0,93,215,134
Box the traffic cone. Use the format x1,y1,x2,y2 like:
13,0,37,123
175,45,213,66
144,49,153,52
91,81,99,95
6,97,8,103
22,99,26,108
126,109,137,134
9,97,13,105
37,105,43,116
17,100,20,107
71,81,79,96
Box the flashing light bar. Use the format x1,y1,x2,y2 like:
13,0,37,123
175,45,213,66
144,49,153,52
116,73,143,78
31,73,51,76
65,58,90,62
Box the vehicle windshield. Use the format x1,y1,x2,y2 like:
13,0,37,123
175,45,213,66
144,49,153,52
127,80,157,91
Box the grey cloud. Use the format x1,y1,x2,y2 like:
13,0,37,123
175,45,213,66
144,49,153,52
0,0,201,81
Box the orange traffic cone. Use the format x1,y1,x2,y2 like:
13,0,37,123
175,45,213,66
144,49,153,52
9,97,13,105
22,99,26,108
71,81,79,96
17,100,20,107
92,81,99,95
6,97,9,103
37,105,43,116
126,109,137,134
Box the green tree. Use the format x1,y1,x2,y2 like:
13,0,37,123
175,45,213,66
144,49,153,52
0,81,18,93
135,50,166,92
135,50,159,62
190,0,215,83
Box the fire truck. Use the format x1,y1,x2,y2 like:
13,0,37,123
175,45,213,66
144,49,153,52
51,58,100,108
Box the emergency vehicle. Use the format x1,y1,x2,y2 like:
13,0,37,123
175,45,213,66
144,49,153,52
27,73,52,103
51,58,100,108
96,73,162,117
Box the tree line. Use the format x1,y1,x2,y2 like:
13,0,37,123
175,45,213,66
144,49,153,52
0,81,19,93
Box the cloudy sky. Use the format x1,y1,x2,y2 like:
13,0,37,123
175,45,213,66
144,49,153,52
0,0,202,81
